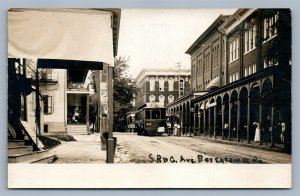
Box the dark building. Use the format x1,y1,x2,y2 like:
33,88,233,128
167,9,291,152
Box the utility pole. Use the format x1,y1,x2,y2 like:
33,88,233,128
175,62,182,98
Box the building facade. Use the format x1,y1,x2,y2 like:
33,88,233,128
167,9,291,152
135,68,191,109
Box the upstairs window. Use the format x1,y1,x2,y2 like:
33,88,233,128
168,78,174,91
264,12,279,42
159,78,165,91
149,77,155,91
229,37,239,63
244,23,257,53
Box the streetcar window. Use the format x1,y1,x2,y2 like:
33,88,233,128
152,110,160,119
145,110,151,119
161,110,166,119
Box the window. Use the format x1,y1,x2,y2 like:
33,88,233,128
159,95,165,103
264,13,279,41
179,79,184,97
235,72,239,81
244,23,257,53
229,37,239,62
149,77,155,91
44,124,49,133
145,110,151,119
252,63,257,73
152,110,160,119
245,67,248,77
168,78,174,91
149,95,155,102
43,95,53,115
159,78,164,91
168,95,174,104
229,75,232,83
264,57,278,68
249,65,252,75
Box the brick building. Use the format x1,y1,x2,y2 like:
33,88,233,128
135,68,191,109
167,9,291,152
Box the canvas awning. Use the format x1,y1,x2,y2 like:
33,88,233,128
8,9,116,66
205,76,220,90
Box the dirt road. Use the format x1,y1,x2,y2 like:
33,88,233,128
114,132,291,164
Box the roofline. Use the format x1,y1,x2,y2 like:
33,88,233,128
135,68,191,84
185,14,231,55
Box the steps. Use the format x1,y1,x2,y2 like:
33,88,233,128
8,140,56,164
67,125,88,135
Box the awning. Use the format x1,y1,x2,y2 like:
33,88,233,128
8,9,114,66
205,76,220,90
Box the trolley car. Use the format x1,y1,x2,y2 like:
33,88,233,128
135,102,166,136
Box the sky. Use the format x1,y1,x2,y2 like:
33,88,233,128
117,9,237,78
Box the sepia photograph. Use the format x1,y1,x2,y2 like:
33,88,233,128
7,8,292,188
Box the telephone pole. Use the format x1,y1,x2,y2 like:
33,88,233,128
175,62,182,97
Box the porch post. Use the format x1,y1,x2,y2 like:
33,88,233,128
228,101,232,141
222,103,225,140
86,94,89,134
259,98,263,145
107,65,114,163
203,109,206,137
208,108,211,137
247,96,251,144
271,106,275,147
213,105,217,139
237,99,241,142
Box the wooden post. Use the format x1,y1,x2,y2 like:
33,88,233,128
222,103,225,140
208,108,211,137
214,105,217,139
107,65,114,163
228,101,232,141
203,109,206,137
259,100,263,145
247,96,251,144
271,106,275,147
86,94,90,134
237,99,241,142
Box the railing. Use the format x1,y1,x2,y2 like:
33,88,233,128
67,82,86,90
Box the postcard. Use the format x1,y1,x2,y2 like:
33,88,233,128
7,8,292,188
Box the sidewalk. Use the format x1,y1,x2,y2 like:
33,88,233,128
50,133,107,163
184,134,288,154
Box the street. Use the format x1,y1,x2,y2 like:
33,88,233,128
114,132,291,164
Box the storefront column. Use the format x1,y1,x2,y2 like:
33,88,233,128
198,112,201,136
193,112,196,134
247,96,251,144
214,106,217,139
203,109,206,137
237,99,240,142
271,106,275,147
259,99,263,145
228,101,232,141
221,103,225,140
86,94,90,134
208,108,211,137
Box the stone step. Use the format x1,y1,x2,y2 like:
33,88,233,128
67,132,87,135
8,146,33,156
8,150,51,163
8,140,26,147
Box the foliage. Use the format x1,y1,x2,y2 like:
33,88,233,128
113,56,138,131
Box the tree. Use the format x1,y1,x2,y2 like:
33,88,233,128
113,56,138,131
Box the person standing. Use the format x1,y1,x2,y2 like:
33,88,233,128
253,122,260,143
167,121,172,136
